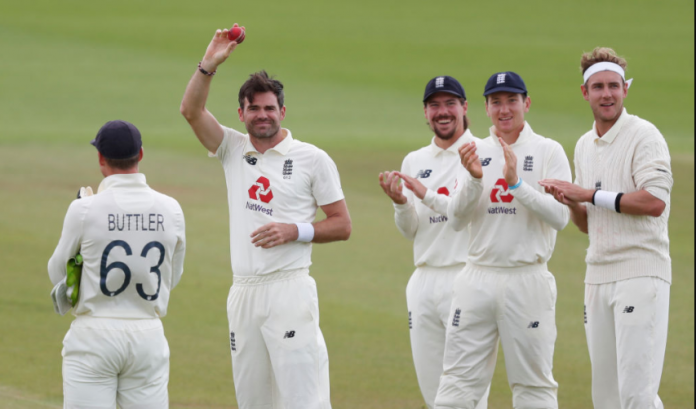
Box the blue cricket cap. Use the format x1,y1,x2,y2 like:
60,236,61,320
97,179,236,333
483,71,527,96
423,76,466,102
91,120,142,159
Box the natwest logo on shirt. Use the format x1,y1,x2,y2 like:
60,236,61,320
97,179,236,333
248,177,274,203
490,178,514,203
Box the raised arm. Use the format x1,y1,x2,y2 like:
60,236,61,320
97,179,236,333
180,25,244,153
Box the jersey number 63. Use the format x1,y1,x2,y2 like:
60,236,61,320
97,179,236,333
100,240,165,301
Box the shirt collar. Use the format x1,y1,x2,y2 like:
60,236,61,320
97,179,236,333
489,121,533,147
97,173,148,193
244,129,294,156
592,108,628,144
429,129,474,156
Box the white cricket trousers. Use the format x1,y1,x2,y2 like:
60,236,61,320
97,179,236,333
227,269,331,409
585,276,670,409
435,264,558,409
406,264,490,409
62,316,169,409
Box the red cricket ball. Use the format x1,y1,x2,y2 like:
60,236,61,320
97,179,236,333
228,27,245,44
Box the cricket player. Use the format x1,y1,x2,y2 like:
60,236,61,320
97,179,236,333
179,25,351,409
539,47,672,409
434,72,572,409
48,120,187,408
378,76,489,409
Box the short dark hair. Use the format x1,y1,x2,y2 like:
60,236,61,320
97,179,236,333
485,92,527,103
238,70,285,109
105,153,139,170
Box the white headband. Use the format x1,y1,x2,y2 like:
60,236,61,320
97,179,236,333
583,61,633,89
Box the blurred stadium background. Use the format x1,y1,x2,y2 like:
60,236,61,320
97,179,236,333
0,0,692,407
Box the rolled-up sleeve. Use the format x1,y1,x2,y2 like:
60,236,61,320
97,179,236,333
632,128,672,203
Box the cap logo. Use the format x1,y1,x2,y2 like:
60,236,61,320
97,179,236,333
496,74,506,84
435,77,445,88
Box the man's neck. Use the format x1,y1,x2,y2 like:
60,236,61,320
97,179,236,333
103,168,139,177
250,129,287,154
595,116,620,138
434,129,466,150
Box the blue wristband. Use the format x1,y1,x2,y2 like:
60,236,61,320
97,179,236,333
509,178,522,190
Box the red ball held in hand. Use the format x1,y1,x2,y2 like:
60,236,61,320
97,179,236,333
228,26,246,44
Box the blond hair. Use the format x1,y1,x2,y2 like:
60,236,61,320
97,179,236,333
580,47,627,75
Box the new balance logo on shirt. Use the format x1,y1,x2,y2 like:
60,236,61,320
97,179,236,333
283,331,296,339
481,157,492,166
527,321,540,328
243,154,257,165
623,306,635,313
416,169,432,179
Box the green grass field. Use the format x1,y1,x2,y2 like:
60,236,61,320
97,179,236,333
0,0,693,407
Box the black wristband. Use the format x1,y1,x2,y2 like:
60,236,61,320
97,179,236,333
614,192,624,213
591,189,599,205
198,62,216,76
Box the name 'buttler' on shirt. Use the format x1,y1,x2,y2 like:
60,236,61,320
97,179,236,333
108,213,166,232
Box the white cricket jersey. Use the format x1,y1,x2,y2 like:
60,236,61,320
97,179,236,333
574,108,672,284
448,122,571,268
210,127,344,277
48,174,186,319
394,130,478,267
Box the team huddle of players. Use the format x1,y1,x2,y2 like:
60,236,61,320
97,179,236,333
48,23,672,409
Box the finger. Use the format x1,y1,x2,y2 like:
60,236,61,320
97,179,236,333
250,223,272,238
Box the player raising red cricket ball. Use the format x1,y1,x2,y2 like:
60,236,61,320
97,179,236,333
227,24,245,44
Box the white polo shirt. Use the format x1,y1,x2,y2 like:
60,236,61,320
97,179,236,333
394,130,478,267
211,126,344,277
47,174,187,319
448,122,571,268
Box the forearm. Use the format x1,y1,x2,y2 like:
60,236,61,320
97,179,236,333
394,202,418,240
616,190,667,217
180,67,214,120
447,176,483,231
421,189,450,216
569,203,588,234
513,182,569,231
312,213,352,243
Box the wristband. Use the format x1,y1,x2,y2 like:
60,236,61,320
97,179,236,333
508,177,522,190
593,190,623,212
294,223,314,242
198,62,216,76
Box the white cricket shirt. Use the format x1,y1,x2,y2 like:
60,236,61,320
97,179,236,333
394,130,478,267
448,122,571,268
574,109,672,284
211,127,344,277
48,174,186,319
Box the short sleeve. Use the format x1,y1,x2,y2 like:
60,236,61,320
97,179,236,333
208,126,247,162
311,149,345,206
